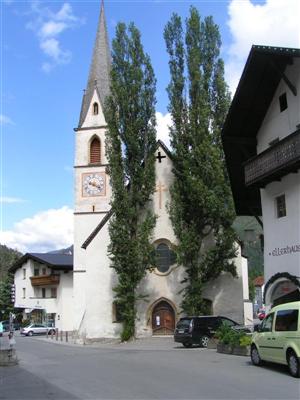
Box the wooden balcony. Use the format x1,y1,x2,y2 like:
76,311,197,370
30,275,60,286
244,129,300,187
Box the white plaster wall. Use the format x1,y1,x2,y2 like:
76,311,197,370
81,90,106,129
82,222,122,339
73,213,122,339
242,256,249,300
257,59,300,153
261,172,300,284
14,260,35,308
56,273,73,331
75,127,108,167
202,245,245,324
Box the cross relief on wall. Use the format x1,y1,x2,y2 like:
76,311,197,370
155,181,168,209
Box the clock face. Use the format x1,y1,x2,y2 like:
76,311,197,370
82,173,105,197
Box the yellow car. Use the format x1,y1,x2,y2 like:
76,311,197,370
251,301,300,377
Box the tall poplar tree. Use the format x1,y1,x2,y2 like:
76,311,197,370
164,8,237,315
104,23,157,341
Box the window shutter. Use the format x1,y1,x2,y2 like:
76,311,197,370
90,138,101,163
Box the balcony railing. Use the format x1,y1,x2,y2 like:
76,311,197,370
244,129,300,187
30,275,60,286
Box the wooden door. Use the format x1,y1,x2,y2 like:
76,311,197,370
152,301,175,335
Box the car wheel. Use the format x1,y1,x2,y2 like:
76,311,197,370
200,335,210,348
287,350,300,378
251,345,262,366
28,331,33,337
183,342,192,348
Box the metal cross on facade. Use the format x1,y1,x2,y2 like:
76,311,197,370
155,181,168,209
156,151,166,163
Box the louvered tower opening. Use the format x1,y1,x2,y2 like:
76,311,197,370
90,137,101,163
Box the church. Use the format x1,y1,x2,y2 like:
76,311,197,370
72,2,251,342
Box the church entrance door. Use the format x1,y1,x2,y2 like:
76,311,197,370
152,300,175,335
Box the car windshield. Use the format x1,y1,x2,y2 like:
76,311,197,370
176,319,191,329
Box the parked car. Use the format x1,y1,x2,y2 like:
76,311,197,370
21,324,56,336
174,315,250,348
251,301,300,378
0,320,21,332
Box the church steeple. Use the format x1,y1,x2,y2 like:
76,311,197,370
78,1,111,128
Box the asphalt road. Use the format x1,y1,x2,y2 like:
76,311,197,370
0,333,299,400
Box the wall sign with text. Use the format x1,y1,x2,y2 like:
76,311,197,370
269,244,300,257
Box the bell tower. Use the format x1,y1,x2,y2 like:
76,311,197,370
73,1,113,336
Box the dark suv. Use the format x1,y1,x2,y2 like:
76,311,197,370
174,316,248,348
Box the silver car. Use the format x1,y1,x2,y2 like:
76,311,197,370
21,324,55,336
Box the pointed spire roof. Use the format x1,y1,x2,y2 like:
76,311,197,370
78,1,111,127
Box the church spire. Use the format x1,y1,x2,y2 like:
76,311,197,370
78,0,111,127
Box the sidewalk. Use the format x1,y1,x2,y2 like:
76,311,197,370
15,331,178,351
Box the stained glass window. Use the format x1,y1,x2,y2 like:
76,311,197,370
155,243,176,273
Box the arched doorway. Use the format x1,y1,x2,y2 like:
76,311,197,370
152,300,175,335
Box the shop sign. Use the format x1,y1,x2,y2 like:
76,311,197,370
269,244,300,257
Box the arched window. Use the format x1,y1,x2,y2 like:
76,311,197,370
90,137,101,164
93,102,99,115
155,242,176,273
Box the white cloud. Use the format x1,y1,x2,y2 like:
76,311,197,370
226,0,300,94
26,2,83,72
0,114,14,125
0,206,73,253
40,21,67,38
40,38,71,66
156,112,172,149
0,197,26,204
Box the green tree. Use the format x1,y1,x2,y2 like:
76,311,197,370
0,244,22,280
164,8,237,315
0,274,14,319
104,22,157,341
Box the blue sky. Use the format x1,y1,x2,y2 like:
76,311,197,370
1,0,299,253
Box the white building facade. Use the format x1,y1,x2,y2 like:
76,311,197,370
222,45,300,310
11,252,73,331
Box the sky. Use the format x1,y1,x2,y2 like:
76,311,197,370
1,0,299,254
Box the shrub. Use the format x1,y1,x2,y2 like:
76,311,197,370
239,334,252,347
216,323,249,347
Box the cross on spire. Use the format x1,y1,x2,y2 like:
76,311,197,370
156,151,166,163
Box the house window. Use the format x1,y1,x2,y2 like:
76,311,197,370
51,288,57,298
34,268,39,276
276,194,286,218
42,267,47,276
42,288,46,298
22,288,26,299
279,93,287,112
155,242,176,273
93,102,99,115
90,137,101,164
23,268,26,280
